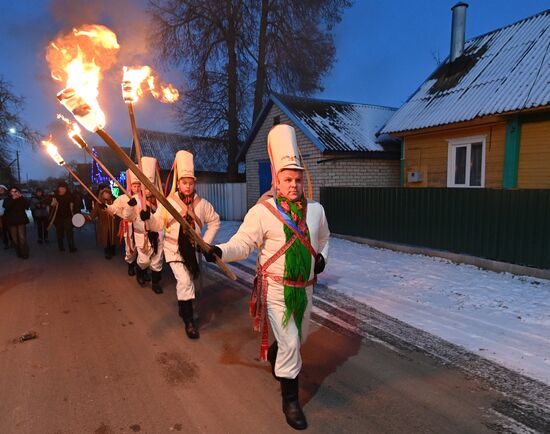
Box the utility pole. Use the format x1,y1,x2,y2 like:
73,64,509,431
16,150,20,184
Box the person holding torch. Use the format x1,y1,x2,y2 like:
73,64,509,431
147,151,220,339
124,157,165,293
203,125,330,430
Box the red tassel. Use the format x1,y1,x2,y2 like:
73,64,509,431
252,316,261,332
259,342,268,361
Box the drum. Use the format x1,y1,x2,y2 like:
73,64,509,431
72,213,86,228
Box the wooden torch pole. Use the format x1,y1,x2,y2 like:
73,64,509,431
71,134,129,196
62,164,101,203
96,129,236,281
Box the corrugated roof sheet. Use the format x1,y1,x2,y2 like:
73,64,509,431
136,129,228,172
93,146,130,175
382,9,550,134
275,94,397,152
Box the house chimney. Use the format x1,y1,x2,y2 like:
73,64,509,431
450,2,468,62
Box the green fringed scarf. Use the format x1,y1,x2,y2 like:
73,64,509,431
276,193,312,337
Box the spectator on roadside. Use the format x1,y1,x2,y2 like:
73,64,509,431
3,186,30,259
50,181,77,252
30,188,50,244
0,184,10,249
88,187,120,259
72,186,84,213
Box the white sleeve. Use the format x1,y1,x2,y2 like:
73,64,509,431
201,201,221,244
318,206,330,263
107,195,126,218
122,195,140,221
148,205,165,232
218,205,264,263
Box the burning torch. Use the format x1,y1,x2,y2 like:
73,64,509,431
43,138,100,203
56,89,235,280
57,114,129,196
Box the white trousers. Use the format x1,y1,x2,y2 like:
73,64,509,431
169,262,195,300
135,232,164,272
267,283,314,379
124,233,137,264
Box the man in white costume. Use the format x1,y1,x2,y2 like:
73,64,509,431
148,150,220,339
125,157,165,293
104,170,139,276
204,124,329,430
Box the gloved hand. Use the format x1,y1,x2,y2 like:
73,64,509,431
314,253,325,274
127,197,137,207
148,231,159,244
203,244,222,263
140,209,151,221
98,203,107,210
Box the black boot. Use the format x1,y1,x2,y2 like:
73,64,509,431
268,341,280,381
127,261,136,276
281,377,307,430
179,300,199,339
151,270,163,294
136,266,146,285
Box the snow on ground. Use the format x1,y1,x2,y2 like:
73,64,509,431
215,221,550,386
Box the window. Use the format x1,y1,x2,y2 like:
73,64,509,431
447,136,486,187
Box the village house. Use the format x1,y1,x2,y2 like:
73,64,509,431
130,128,244,185
381,4,550,190
240,93,401,208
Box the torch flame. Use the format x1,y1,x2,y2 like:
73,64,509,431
47,24,119,131
57,114,84,148
122,65,179,104
42,139,65,166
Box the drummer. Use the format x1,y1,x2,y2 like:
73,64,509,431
49,181,77,252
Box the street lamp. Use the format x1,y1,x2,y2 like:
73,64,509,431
7,127,22,183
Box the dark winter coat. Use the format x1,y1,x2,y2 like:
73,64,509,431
30,195,50,219
90,202,120,247
3,197,30,226
51,192,74,222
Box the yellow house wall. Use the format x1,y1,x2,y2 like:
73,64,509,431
403,123,506,188
518,120,550,189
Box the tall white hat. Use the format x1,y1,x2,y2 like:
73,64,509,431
140,156,163,194
267,124,313,199
126,169,141,191
267,124,304,180
168,150,195,196
175,150,196,180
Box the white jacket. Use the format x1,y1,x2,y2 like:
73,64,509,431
149,193,220,263
219,198,330,286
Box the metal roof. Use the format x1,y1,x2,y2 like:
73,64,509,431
382,9,550,134
273,94,397,152
92,146,130,175
135,129,228,173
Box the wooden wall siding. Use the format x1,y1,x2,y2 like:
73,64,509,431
245,105,400,209
403,123,506,188
518,120,550,189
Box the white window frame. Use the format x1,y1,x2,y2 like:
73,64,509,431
447,135,486,188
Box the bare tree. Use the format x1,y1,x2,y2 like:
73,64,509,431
251,0,352,121
149,0,352,179
0,77,39,183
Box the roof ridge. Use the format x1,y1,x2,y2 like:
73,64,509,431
466,8,550,44
273,93,398,111
136,128,226,143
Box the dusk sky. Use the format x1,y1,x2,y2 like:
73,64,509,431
1,0,547,180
